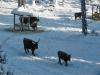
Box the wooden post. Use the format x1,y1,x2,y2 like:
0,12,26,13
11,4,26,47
96,6,98,13
99,6,100,17
14,14,15,31
20,15,23,31
28,16,30,30
92,5,93,19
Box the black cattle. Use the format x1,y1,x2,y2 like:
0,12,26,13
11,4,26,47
19,16,28,24
30,17,39,30
30,16,39,23
19,16,39,30
74,12,82,20
58,50,71,66
23,38,39,56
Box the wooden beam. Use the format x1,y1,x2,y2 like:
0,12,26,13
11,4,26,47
20,15,23,31
14,14,15,31
28,16,30,30
99,6,100,17
92,5,94,19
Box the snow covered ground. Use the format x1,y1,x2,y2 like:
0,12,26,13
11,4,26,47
0,0,100,75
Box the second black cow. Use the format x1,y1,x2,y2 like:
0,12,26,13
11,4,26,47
23,38,39,56
74,12,82,20
58,50,71,66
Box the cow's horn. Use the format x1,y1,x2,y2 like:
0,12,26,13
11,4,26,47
37,38,40,43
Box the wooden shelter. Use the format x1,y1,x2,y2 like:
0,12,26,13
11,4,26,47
90,3,100,19
11,9,38,31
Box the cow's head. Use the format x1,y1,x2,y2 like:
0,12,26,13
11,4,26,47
37,18,39,22
33,39,40,49
68,54,71,61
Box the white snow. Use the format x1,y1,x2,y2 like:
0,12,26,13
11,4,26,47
0,0,100,75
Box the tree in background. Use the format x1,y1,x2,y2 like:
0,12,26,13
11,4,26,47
18,0,26,7
81,0,88,35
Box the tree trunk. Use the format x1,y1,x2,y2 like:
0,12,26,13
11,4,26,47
18,0,26,7
18,0,21,7
81,0,88,35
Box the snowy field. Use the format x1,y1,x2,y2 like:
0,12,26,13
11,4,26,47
0,0,100,75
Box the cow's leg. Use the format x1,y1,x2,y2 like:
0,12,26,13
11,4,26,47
65,61,68,66
75,15,77,20
35,23,37,30
79,16,81,20
58,57,62,64
24,48,27,54
27,49,29,53
32,50,35,56
25,48,29,54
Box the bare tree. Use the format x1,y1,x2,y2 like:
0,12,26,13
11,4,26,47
18,0,26,7
81,0,88,35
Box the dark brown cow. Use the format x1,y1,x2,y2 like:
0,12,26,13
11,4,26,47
74,12,82,20
23,38,39,56
19,16,39,30
58,50,71,66
30,17,39,30
19,16,28,24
